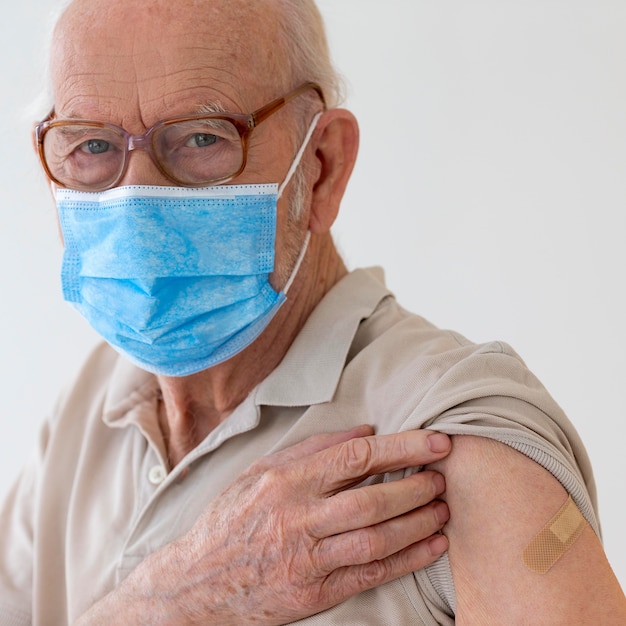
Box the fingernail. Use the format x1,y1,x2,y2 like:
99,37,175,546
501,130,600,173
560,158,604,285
428,534,449,557
432,473,446,495
428,433,450,453
435,501,450,525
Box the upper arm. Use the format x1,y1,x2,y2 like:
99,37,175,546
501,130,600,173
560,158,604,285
428,435,626,624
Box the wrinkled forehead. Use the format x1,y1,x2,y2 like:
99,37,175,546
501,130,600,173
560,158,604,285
50,0,287,121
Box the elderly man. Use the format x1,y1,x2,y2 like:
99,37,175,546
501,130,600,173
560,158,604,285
1,0,625,624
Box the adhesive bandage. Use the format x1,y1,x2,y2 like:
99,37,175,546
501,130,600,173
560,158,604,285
522,496,586,574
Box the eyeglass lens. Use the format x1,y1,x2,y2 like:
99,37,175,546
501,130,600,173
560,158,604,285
42,118,246,190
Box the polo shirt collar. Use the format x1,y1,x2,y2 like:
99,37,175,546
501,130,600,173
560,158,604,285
101,355,159,425
255,267,391,407
102,267,391,421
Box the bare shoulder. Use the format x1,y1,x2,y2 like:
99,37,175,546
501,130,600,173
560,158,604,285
428,435,626,625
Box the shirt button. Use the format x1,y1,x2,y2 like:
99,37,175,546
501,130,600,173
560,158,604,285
148,465,167,485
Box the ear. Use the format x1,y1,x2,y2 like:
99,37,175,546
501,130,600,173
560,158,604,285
308,108,359,234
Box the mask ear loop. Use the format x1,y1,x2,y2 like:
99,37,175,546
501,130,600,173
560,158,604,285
277,112,323,199
283,231,311,294
277,111,322,295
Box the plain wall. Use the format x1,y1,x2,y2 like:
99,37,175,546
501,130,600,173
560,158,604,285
1,0,624,590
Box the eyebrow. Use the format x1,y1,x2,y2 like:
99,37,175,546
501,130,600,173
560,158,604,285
196,102,228,115
55,101,232,124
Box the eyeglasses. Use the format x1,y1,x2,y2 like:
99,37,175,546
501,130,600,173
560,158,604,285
34,82,325,192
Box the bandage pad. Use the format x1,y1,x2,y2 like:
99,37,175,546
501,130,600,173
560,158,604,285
523,496,586,574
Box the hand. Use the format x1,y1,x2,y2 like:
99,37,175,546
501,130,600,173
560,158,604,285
78,426,450,625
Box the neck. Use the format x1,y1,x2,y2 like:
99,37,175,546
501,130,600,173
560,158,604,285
157,232,346,467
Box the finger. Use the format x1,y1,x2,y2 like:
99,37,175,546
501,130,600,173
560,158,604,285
311,430,451,494
246,425,375,474
311,471,446,537
318,530,449,608
340,532,449,591
313,500,450,574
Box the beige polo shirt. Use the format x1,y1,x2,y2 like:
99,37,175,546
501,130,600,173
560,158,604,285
0,268,598,625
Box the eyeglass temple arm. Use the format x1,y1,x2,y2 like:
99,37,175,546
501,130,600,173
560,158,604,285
251,82,326,127
33,109,55,145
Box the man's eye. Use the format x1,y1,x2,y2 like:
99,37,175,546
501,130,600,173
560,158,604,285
79,139,111,154
185,133,218,148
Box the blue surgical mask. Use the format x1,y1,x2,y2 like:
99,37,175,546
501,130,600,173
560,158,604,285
55,114,319,377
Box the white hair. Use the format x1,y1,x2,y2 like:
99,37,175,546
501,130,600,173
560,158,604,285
270,1,349,220
273,0,345,109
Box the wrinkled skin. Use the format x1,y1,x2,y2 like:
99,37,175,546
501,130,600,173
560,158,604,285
77,427,450,624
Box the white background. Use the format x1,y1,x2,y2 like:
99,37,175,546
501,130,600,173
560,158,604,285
1,0,624,591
